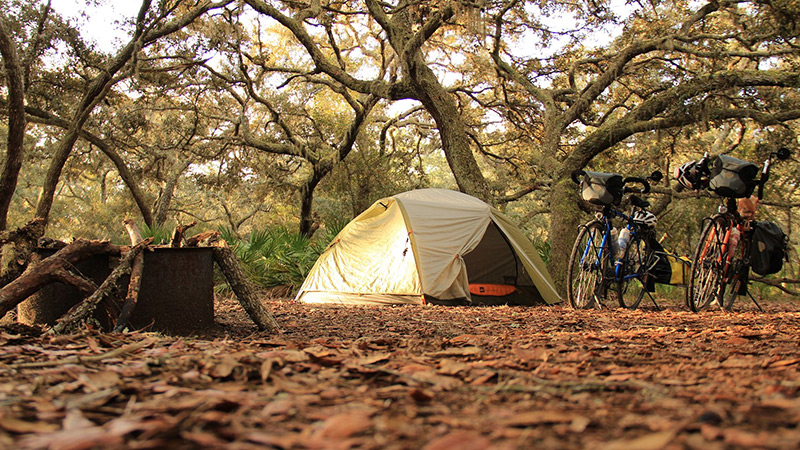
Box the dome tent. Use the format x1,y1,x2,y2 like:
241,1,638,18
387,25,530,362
296,189,561,306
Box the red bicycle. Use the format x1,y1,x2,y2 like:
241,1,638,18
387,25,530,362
677,147,791,312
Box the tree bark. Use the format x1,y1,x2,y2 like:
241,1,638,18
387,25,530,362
0,239,120,318
547,178,585,295
114,220,146,332
0,14,27,230
153,158,190,226
211,240,279,332
171,221,196,247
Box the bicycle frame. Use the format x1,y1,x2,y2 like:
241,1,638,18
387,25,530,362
578,207,643,284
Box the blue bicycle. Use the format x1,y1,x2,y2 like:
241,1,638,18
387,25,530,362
567,170,662,309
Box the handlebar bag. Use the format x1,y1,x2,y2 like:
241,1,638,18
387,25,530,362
674,160,706,190
708,155,759,198
749,221,788,276
581,171,624,206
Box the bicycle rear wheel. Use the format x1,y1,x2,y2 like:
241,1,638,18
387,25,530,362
614,236,649,309
567,220,609,308
687,217,727,312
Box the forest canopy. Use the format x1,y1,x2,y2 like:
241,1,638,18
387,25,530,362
1,0,799,290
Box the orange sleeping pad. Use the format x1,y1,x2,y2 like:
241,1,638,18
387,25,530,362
469,284,518,297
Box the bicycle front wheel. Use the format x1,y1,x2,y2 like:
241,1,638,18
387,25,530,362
687,217,727,312
614,236,649,309
567,220,609,308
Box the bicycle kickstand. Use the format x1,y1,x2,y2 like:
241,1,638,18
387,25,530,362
646,291,662,311
746,291,764,312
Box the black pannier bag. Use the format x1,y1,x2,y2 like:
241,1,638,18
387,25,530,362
645,239,671,292
581,171,624,206
749,221,788,276
708,155,759,198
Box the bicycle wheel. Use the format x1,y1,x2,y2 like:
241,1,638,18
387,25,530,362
614,236,649,309
687,217,727,312
567,220,609,308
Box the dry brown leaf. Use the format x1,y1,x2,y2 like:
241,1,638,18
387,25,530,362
356,352,392,365
78,371,121,392
0,414,59,434
62,409,94,431
428,346,482,357
208,356,239,378
768,358,800,368
438,358,469,376
409,388,434,402
314,411,372,439
602,430,676,450
512,346,549,363
501,411,578,427
422,430,492,450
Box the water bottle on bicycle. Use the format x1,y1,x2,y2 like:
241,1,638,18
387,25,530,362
566,168,663,309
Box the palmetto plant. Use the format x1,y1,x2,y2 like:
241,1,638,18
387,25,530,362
219,220,347,296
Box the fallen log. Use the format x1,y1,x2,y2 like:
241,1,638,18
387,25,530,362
211,240,279,333
0,239,121,318
113,220,146,332
185,230,220,248
49,238,153,335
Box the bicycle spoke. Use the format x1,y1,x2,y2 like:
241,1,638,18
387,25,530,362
614,236,648,309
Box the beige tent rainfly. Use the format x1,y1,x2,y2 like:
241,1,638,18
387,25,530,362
296,189,561,306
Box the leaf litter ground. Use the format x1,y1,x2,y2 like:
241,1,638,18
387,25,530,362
2,295,800,449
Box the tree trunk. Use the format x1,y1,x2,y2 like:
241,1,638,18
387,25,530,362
411,59,492,204
0,15,27,231
34,127,82,224
547,178,585,295
153,158,190,226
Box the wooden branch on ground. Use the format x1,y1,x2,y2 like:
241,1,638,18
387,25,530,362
0,239,120,318
211,240,279,333
751,277,800,296
52,267,98,295
114,220,146,332
49,238,153,335
170,221,197,247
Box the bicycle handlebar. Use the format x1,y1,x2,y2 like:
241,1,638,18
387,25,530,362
622,177,651,194
757,147,792,200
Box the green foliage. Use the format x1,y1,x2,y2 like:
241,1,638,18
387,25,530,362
219,220,347,296
140,223,172,245
533,238,551,265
